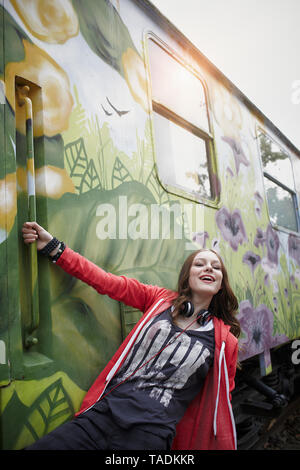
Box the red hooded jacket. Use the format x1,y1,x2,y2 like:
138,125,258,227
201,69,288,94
57,247,238,450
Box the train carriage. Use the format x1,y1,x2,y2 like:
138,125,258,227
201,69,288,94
0,0,299,449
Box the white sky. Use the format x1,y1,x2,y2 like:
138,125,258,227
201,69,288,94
150,0,300,151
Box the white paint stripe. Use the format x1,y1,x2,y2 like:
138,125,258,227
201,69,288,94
0,340,6,364
27,163,36,196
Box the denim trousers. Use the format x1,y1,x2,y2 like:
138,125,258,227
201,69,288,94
25,399,171,451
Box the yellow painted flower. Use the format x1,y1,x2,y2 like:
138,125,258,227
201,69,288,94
122,47,149,113
0,173,17,243
5,40,73,137
11,0,79,44
210,85,243,140
35,165,76,199
16,166,27,193
17,164,75,199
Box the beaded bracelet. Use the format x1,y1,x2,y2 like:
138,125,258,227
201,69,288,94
50,241,66,263
40,237,60,256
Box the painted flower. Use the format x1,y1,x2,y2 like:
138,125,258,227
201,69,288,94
254,191,263,218
210,86,243,139
261,257,278,290
216,206,248,251
35,165,76,199
211,237,220,252
266,224,279,265
288,233,300,266
226,166,234,178
122,47,149,112
238,300,289,360
254,227,265,248
192,231,209,248
5,39,73,137
0,173,17,243
221,136,250,174
243,251,261,274
11,0,79,44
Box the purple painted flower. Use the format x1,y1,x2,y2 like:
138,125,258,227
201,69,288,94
254,191,263,218
211,238,220,252
264,273,269,286
222,136,250,174
216,206,248,251
192,231,209,248
243,251,261,274
261,257,277,278
290,274,299,290
254,227,265,248
226,166,234,178
266,224,279,265
288,233,300,266
238,300,289,361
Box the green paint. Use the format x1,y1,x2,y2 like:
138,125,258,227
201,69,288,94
0,0,299,450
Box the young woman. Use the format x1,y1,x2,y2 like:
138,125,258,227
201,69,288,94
22,221,240,451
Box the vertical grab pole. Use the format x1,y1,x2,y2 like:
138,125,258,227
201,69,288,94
17,85,39,348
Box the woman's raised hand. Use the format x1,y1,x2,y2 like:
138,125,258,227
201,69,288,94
22,222,53,251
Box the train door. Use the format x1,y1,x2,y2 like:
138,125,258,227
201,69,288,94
0,1,123,448
0,0,10,389
0,4,76,447
0,69,61,446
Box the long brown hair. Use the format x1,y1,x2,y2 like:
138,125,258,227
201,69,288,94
172,249,241,338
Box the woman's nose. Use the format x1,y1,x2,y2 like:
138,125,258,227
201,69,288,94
204,264,213,271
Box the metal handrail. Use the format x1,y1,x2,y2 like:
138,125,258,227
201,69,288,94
17,85,39,348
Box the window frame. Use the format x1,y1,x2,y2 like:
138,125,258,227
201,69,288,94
257,127,300,234
145,33,219,207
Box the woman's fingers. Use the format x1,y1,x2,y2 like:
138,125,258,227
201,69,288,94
22,227,36,234
23,221,42,232
22,235,37,243
22,222,39,244
22,232,38,244
22,221,53,249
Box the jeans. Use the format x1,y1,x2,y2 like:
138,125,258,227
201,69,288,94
25,399,172,450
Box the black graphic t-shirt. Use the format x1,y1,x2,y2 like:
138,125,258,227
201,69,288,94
100,308,215,438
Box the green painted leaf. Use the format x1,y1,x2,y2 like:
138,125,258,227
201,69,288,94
111,156,133,188
19,378,74,443
65,137,89,191
80,159,101,193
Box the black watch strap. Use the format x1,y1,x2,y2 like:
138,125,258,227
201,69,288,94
50,241,66,263
40,237,60,256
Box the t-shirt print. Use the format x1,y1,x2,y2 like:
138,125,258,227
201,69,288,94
116,315,212,407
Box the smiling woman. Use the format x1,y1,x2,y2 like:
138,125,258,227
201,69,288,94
21,222,240,450
171,249,240,337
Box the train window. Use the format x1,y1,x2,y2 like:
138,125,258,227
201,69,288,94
258,131,299,232
148,39,213,199
259,132,294,187
264,178,298,232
